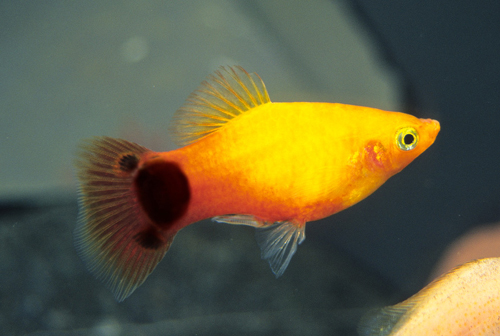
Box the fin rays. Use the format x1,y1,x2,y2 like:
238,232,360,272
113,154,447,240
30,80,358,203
171,66,271,146
213,215,306,277
255,221,306,277
75,137,174,301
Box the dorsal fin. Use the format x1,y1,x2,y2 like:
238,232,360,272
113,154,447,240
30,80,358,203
170,66,271,146
357,262,473,335
357,304,414,336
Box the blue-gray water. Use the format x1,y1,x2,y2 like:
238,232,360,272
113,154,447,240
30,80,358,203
2,0,500,335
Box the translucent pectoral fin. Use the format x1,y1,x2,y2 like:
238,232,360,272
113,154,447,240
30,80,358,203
213,215,306,277
255,221,306,277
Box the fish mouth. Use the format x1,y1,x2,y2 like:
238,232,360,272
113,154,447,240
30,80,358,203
420,118,440,141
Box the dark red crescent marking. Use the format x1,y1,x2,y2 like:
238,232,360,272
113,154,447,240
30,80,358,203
135,160,191,227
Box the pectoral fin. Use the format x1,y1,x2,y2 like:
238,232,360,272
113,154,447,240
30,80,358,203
212,215,306,277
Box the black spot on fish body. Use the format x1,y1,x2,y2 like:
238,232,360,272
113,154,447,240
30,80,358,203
119,153,140,173
135,160,190,227
134,227,166,250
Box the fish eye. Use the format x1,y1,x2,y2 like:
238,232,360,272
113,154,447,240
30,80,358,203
396,127,419,151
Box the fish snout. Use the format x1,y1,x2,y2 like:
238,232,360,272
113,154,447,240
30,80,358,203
420,118,440,140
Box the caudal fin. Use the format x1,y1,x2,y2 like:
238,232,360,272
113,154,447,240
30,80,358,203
74,137,174,301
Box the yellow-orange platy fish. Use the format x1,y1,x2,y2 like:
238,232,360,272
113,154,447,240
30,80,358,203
358,258,500,335
75,66,440,301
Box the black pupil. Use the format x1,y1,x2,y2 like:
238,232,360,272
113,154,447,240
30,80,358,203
403,134,415,145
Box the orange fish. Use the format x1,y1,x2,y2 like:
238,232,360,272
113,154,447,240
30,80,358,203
75,66,440,301
358,258,500,335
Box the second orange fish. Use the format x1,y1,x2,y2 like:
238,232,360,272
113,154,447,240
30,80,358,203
75,66,440,301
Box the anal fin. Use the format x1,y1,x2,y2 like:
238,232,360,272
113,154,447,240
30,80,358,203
213,215,306,277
